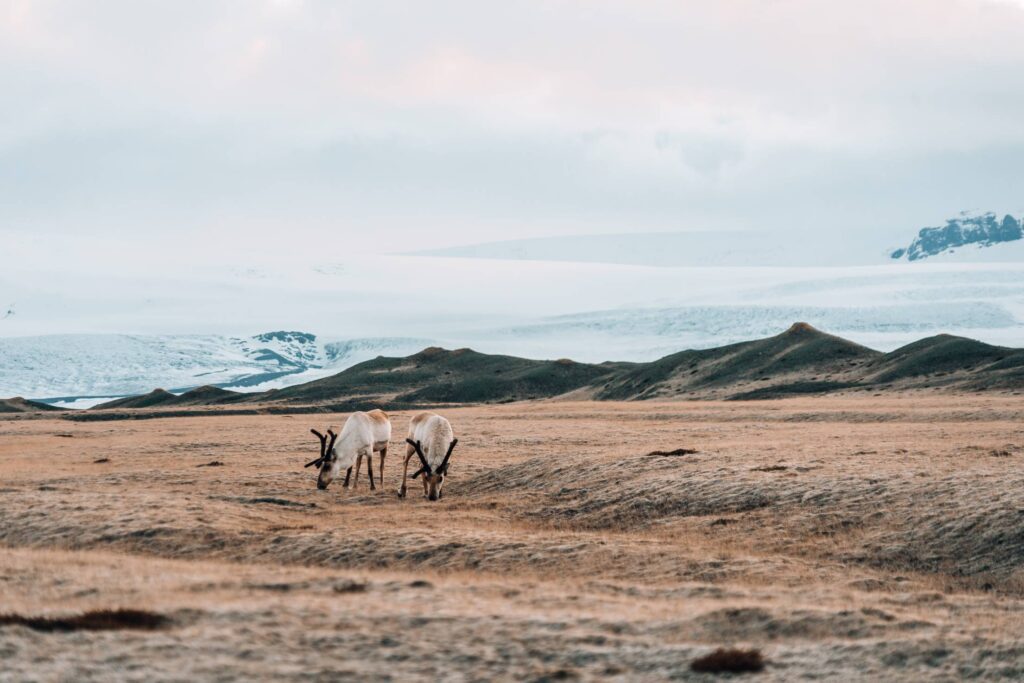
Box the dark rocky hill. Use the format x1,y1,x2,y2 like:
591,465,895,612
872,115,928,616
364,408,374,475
0,397,65,413
266,347,617,405
862,335,1024,390
94,386,245,410
95,389,179,410
594,322,879,400
78,324,1024,412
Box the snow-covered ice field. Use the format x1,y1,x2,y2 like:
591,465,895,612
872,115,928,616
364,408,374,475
3,240,1024,402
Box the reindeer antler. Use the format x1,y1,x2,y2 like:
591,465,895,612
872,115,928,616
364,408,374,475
305,428,328,468
437,438,458,475
406,438,431,477
326,429,338,460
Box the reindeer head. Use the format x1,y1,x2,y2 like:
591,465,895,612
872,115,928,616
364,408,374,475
406,437,458,501
306,428,340,490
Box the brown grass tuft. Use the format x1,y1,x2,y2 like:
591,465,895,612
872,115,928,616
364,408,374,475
333,580,368,593
0,608,170,632
647,448,698,456
690,648,765,674
531,668,579,682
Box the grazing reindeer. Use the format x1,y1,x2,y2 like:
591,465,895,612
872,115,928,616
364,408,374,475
305,409,391,491
399,412,458,501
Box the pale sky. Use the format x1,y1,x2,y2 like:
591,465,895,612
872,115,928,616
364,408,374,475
2,0,1024,267
2,0,1024,362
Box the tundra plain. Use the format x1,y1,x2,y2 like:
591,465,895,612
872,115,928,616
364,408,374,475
2,396,1024,680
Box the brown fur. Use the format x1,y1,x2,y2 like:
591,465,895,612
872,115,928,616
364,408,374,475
408,411,434,431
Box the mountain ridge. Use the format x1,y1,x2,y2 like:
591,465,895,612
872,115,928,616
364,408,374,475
28,324,1017,415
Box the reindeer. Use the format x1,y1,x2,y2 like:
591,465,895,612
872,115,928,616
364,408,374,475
305,409,391,491
398,412,458,501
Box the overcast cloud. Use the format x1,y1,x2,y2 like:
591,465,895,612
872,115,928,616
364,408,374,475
2,0,1024,263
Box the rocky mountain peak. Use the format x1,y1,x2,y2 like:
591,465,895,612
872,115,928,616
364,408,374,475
891,211,1022,261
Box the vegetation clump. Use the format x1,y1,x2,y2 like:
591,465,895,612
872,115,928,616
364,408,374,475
0,609,170,632
690,647,766,674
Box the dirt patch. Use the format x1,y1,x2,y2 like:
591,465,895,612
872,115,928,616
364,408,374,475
333,580,368,594
691,648,766,674
647,448,699,456
0,609,170,632
210,496,317,508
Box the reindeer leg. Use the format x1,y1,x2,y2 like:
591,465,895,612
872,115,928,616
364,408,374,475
366,451,376,490
398,443,415,498
352,453,363,490
378,446,387,488
343,467,352,488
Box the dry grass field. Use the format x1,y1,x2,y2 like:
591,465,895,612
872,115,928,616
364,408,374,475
2,396,1024,680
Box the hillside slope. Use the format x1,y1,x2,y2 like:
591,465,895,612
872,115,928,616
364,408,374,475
95,389,179,410
595,323,880,400
266,347,618,406
94,386,246,410
0,397,65,413
862,335,1024,390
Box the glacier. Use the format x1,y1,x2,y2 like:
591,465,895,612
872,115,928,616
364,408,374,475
0,333,433,401
3,237,1024,403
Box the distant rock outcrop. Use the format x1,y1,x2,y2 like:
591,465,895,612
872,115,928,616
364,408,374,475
253,331,316,345
891,211,1022,261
